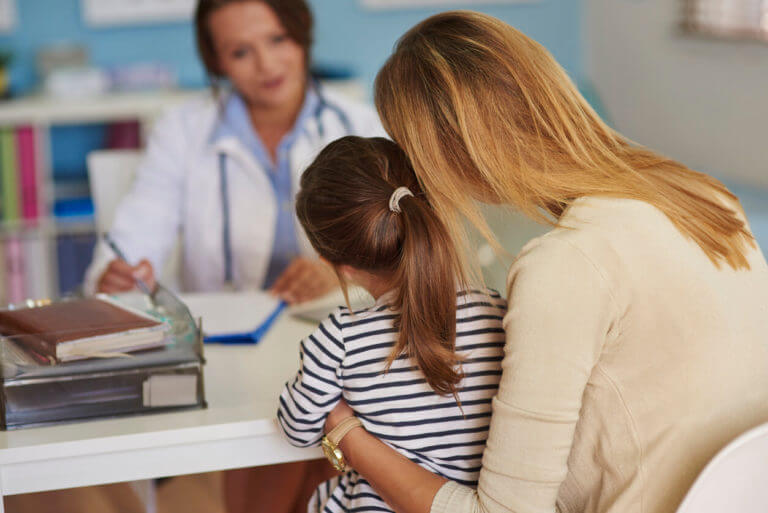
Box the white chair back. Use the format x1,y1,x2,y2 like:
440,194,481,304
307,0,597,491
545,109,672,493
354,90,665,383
676,422,768,513
87,149,180,289
87,150,142,234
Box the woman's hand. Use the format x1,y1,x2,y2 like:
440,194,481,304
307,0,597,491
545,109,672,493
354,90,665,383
97,259,156,294
270,257,338,304
323,400,445,513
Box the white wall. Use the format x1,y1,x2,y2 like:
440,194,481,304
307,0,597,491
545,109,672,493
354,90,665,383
585,0,768,188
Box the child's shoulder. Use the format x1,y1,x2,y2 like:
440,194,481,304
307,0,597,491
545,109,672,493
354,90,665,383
320,289,507,334
331,302,397,331
457,288,508,313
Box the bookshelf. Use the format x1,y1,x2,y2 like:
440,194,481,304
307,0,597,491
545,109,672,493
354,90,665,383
0,89,204,304
0,90,202,125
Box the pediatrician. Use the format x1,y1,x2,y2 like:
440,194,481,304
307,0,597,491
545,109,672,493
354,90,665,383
84,0,384,305
82,1,381,512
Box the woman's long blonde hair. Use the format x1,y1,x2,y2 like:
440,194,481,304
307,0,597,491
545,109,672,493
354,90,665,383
374,10,754,271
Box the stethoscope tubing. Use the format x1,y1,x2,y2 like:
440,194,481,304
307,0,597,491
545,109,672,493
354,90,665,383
217,81,352,287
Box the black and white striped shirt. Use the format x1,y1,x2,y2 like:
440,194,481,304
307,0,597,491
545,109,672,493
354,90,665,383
277,289,507,513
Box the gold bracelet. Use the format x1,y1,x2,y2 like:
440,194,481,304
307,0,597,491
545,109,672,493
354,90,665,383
321,417,363,472
328,417,363,446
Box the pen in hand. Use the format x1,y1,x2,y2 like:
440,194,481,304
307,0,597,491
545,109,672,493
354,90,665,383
102,233,155,297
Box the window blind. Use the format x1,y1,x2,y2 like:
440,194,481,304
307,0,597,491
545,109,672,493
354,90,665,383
683,0,768,41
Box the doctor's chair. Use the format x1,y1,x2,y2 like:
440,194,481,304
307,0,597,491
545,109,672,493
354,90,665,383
86,149,181,291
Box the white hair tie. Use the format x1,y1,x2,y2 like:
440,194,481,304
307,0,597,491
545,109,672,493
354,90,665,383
389,187,414,214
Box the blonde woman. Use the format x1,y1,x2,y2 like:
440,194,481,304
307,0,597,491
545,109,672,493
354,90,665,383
320,11,768,513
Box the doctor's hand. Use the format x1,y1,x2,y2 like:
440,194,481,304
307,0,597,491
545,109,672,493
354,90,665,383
270,257,338,305
97,258,157,294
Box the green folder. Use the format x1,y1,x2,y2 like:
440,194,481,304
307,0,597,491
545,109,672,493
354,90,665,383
0,129,3,220
0,127,19,222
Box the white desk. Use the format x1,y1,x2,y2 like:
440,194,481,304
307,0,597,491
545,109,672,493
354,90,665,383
0,306,322,511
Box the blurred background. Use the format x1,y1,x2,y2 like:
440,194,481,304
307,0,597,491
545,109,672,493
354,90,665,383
0,0,765,299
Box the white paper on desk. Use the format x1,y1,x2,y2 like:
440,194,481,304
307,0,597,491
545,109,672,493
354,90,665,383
288,286,374,322
181,292,281,336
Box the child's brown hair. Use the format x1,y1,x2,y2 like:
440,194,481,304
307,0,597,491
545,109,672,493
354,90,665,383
296,136,465,397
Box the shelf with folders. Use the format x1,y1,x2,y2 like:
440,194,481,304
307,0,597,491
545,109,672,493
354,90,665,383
0,90,205,305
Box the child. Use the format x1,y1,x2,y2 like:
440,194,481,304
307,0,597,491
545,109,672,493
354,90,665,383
277,136,507,513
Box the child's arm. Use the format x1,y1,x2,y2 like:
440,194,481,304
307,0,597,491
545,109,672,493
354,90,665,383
277,310,345,447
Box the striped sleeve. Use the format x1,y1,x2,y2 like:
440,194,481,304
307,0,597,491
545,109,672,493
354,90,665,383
276,310,346,447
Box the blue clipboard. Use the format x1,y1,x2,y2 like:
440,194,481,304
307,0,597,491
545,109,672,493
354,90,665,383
203,301,287,345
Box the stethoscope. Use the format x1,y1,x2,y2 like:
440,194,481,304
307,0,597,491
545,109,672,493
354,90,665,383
217,79,352,286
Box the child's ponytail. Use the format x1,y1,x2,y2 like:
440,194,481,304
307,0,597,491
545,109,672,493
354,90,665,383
296,136,466,397
389,190,464,397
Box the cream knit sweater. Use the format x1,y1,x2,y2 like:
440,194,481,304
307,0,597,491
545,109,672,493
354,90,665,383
432,196,768,513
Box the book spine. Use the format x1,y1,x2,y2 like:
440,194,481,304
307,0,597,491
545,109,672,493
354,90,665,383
4,236,25,304
106,121,141,149
0,127,20,222
23,237,52,300
56,234,76,295
34,124,51,219
56,232,96,296
0,315,55,363
16,126,39,220
0,128,3,220
0,240,6,306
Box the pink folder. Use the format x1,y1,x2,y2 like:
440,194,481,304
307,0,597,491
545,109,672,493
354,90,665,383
16,126,39,220
4,237,26,304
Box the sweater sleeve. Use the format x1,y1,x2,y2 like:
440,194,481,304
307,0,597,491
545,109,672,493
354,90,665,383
432,237,618,513
277,310,346,448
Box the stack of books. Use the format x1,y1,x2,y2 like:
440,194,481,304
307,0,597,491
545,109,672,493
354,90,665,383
0,290,206,429
0,297,168,364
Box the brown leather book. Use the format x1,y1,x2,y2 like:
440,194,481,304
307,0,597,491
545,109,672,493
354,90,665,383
0,298,166,363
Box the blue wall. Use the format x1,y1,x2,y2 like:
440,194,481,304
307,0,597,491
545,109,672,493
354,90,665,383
0,0,583,96
0,0,201,94
0,0,583,182
310,1,583,93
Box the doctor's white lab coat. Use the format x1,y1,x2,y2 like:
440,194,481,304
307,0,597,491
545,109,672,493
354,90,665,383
84,88,384,293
